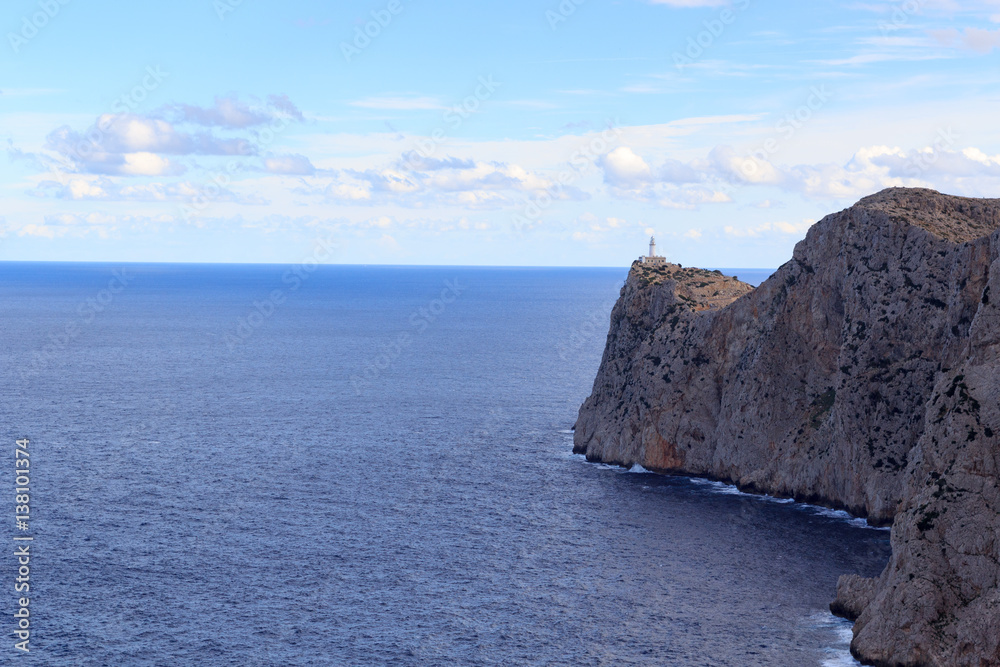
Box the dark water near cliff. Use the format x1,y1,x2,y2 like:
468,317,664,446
0,263,890,666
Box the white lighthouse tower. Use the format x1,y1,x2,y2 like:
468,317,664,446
641,235,666,265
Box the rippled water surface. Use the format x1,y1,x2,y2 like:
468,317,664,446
0,263,891,666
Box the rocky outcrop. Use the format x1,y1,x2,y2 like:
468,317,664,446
574,188,1000,666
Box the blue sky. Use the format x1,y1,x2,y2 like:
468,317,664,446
2,0,999,267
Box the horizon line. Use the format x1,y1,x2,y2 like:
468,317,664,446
0,260,781,271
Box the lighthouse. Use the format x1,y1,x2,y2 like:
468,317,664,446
641,235,666,265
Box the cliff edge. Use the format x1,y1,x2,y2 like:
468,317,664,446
574,188,1000,666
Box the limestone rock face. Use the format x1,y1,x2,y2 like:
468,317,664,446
574,188,1000,666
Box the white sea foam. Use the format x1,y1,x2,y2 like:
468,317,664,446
809,506,883,530
808,612,862,667
568,448,889,531
687,477,745,495
685,476,890,530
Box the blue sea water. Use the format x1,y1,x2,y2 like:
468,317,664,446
0,263,890,666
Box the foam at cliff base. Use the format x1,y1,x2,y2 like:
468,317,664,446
561,434,883,529
563,444,889,531
685,478,886,530
806,612,862,667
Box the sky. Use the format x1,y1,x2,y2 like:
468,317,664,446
2,0,999,267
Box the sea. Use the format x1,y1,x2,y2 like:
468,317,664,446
0,263,890,666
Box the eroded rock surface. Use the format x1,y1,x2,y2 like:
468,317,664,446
574,188,1000,666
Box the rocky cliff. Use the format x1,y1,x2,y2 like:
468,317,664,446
574,188,1000,666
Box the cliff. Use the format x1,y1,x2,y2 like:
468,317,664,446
574,188,1000,666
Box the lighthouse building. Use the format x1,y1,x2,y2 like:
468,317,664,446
641,236,666,265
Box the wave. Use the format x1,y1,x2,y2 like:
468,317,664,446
806,612,861,667
682,475,888,531
561,435,888,531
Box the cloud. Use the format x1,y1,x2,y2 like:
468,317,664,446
599,148,714,189
162,94,303,128
264,153,316,175
659,187,731,209
30,176,264,205
600,147,653,187
38,212,177,238
31,94,304,178
931,27,1000,53
17,223,60,239
749,199,786,209
377,234,400,251
709,145,783,185
724,219,815,238
315,157,583,209
118,152,183,176
265,94,305,121
593,139,1000,204
597,146,728,207
44,114,253,176
814,53,951,66
11,212,168,239
399,152,476,171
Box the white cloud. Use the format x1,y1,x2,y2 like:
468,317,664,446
11,211,166,239
594,139,1000,204
33,95,304,178
724,219,814,238
43,114,252,177
67,179,108,200
709,145,783,185
959,27,1000,53
18,223,60,239
377,234,400,251
815,52,951,66
119,152,180,176
30,176,263,205
163,94,303,127
601,147,653,187
930,27,1000,53
313,156,584,210
264,154,316,175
